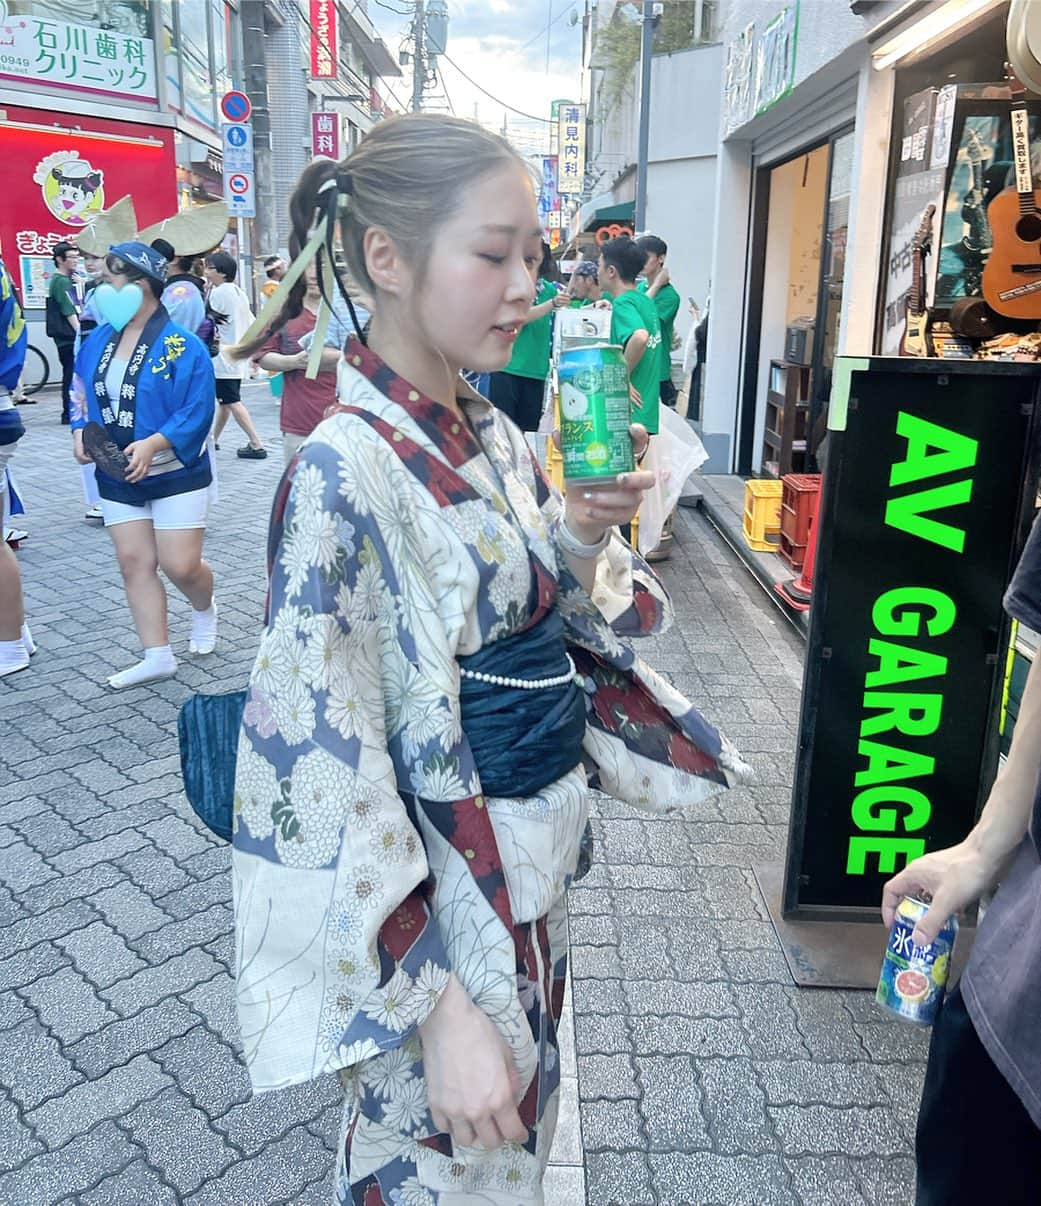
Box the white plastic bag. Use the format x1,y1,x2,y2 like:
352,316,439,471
638,405,708,554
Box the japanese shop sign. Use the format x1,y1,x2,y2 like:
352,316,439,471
0,106,176,307
783,358,1040,918
538,155,559,226
309,0,338,79
556,103,585,197
311,111,340,160
0,11,157,102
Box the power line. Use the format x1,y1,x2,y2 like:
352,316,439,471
441,53,553,124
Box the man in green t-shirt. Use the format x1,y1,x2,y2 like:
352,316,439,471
46,240,81,425
489,242,567,432
598,236,661,435
635,234,681,410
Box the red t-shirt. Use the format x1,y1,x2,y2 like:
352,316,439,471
257,309,338,437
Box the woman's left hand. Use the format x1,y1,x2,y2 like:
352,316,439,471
562,424,653,540
124,435,160,483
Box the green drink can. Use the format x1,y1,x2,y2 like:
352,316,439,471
558,345,635,486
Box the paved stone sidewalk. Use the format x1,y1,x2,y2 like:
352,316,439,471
0,387,928,1204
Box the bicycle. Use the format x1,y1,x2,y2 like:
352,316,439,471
14,343,49,401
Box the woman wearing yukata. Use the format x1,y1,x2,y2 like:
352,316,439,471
70,241,219,689
232,114,748,1205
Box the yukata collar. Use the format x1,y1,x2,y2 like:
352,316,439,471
342,336,495,469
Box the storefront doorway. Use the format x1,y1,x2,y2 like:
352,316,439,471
737,127,854,476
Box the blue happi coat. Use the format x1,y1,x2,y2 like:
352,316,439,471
70,314,215,503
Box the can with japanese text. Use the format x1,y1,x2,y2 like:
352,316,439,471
558,344,634,486
876,895,958,1026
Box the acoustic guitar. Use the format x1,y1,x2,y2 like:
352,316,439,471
901,204,937,358
981,78,1041,319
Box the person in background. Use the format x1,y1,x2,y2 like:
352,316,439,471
157,248,207,334
229,262,341,465
46,241,81,425
882,509,1041,1205
567,259,601,306
488,240,567,431
635,234,681,410
205,251,267,459
260,255,286,300
598,236,661,438
70,242,218,688
0,255,33,677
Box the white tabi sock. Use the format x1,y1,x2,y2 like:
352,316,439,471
107,645,177,690
21,622,35,656
189,599,218,655
0,638,29,678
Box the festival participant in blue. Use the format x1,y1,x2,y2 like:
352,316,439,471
0,255,33,678
70,241,219,689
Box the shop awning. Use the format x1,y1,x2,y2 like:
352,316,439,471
589,201,634,226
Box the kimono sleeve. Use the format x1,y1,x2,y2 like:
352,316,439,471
232,435,451,1092
157,337,215,463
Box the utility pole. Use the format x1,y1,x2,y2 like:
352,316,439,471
634,0,655,232
240,0,274,289
411,0,426,112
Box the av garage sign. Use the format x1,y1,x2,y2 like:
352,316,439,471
783,357,1041,919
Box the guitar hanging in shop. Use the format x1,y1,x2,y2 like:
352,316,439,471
981,75,1041,319
960,128,993,296
901,203,937,358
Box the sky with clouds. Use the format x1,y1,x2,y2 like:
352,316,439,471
367,0,585,159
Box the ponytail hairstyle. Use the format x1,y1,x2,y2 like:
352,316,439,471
228,114,526,362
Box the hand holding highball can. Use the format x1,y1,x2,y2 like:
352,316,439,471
877,895,958,1026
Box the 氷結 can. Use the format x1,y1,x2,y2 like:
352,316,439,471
876,896,958,1026
558,345,635,485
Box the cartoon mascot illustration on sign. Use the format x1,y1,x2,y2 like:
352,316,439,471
34,152,105,228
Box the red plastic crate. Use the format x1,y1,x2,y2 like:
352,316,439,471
780,473,821,549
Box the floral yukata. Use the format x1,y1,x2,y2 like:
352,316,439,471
232,338,747,1204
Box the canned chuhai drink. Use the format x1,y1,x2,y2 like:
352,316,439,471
876,896,957,1026
558,345,635,486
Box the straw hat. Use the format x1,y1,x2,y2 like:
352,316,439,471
75,195,139,257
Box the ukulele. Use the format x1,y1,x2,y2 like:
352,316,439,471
901,204,936,358
981,75,1041,319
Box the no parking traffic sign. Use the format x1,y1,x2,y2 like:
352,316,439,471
220,90,251,122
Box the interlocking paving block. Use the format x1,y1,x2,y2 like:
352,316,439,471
784,1155,870,1206
154,874,232,922
733,982,809,1060
100,947,224,1017
114,847,193,896
0,1019,84,1110
66,1000,200,1079
770,1102,911,1158
631,1014,749,1059
25,1053,170,1149
721,947,794,983
573,1011,631,1056
88,881,171,941
634,1054,712,1153
1,900,98,957
698,1057,778,1154
123,1086,238,1195
212,1075,342,1157
577,1053,639,1101
852,1018,932,1064
0,839,58,893
56,920,146,990
20,964,116,1046
758,1059,891,1108
178,972,239,1044
51,829,150,876
623,978,736,1018
0,942,69,993
649,1151,798,1205
131,904,232,967
0,1091,44,1174
875,1060,928,1148
570,976,626,1015
77,1159,181,1205
569,944,624,980
584,1150,655,1206
18,862,125,917
151,1026,251,1117
0,1119,138,1205
185,1123,331,1205
790,987,871,1062
580,1097,643,1152
0,988,36,1034
851,1154,920,1205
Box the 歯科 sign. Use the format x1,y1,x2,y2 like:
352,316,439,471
309,0,338,79
0,8,157,101
557,104,585,196
311,111,340,160
783,357,1040,919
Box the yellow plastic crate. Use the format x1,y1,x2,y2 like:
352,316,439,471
742,479,783,551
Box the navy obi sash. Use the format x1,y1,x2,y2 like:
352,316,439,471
457,610,587,798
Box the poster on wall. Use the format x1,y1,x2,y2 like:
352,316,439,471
880,88,946,356
17,255,52,310
0,105,177,308
754,4,798,116
723,22,755,134
934,113,1003,306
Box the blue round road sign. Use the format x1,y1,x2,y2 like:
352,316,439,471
221,91,252,122
227,125,247,147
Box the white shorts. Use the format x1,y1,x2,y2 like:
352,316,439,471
101,487,209,530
